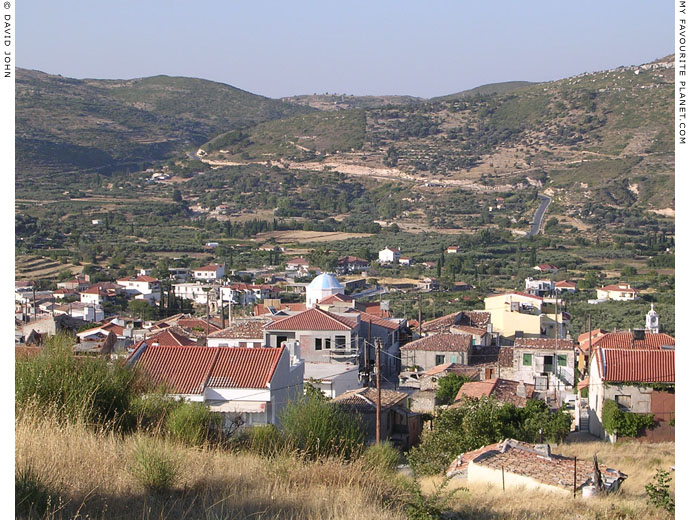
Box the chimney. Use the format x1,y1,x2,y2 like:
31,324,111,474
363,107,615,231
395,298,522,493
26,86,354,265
285,340,301,366
516,381,526,398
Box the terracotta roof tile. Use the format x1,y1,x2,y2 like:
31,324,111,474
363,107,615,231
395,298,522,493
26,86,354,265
350,309,400,330
332,387,407,412
401,333,472,352
264,308,357,331
596,348,674,383
593,332,674,350
195,264,223,272
208,318,271,340
513,338,575,350
454,378,534,407
136,345,284,394
470,439,602,490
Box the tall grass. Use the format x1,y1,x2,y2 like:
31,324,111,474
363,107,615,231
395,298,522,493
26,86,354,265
15,334,144,429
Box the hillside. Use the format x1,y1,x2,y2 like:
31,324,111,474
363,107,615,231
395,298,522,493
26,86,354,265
202,55,674,212
281,93,422,111
15,69,314,180
431,80,536,101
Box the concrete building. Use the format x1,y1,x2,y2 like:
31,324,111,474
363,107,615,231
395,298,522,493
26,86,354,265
588,348,674,442
306,273,344,308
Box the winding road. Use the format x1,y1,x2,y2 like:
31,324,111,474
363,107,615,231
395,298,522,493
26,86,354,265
526,194,552,237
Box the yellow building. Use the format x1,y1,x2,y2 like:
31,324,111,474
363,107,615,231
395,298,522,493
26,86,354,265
484,292,567,340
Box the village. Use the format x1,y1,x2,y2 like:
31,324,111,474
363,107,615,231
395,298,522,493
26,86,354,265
14,242,675,499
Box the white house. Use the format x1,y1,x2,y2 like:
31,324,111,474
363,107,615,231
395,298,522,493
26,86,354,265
554,280,577,294
193,264,225,281
378,247,401,264
399,257,413,266
524,278,554,297
285,257,310,273
116,275,161,302
304,361,361,399
596,283,639,301
131,344,304,428
173,282,213,304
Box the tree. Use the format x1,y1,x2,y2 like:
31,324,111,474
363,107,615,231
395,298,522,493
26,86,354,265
435,373,469,406
172,189,182,203
128,300,157,321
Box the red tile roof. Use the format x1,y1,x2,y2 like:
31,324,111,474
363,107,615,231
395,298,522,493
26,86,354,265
470,439,604,491
555,280,577,288
195,264,223,272
577,329,608,344
177,318,222,334
595,332,674,350
600,284,638,293
338,256,368,264
332,387,407,412
208,318,271,340
401,333,472,352
144,329,197,347
580,331,675,353
451,325,487,336
596,348,675,383
286,257,309,265
453,378,534,407
318,293,354,304
350,309,400,330
136,346,284,394
264,308,358,331
117,275,159,283
513,338,575,350
254,302,308,315
422,310,490,334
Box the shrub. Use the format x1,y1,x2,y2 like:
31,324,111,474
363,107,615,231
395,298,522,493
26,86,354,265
15,334,142,429
362,442,401,473
166,401,221,446
280,396,365,460
645,468,674,514
129,391,182,434
15,464,53,516
602,399,655,437
245,424,287,457
129,438,181,493
404,477,464,520
434,373,469,406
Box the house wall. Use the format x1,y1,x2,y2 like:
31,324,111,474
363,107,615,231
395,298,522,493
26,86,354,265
487,310,542,339
266,330,355,364
500,349,575,387
309,369,361,399
207,337,263,348
401,349,467,371
269,351,304,426
467,462,570,496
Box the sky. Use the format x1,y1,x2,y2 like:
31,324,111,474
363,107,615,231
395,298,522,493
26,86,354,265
18,1,674,99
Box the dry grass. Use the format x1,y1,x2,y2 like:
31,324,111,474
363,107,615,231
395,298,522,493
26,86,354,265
419,440,675,520
254,230,373,244
15,410,407,520
15,409,675,520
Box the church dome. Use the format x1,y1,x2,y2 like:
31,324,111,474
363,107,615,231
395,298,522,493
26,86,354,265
307,273,343,291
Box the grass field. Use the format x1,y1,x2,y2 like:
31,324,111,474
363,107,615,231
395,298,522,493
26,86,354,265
254,230,374,244
16,408,674,520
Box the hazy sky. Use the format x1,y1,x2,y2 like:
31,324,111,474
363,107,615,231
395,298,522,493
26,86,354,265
19,1,673,99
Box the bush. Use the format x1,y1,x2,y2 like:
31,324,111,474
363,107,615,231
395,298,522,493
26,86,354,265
645,468,674,514
15,464,53,516
434,373,469,406
129,392,182,434
166,401,221,446
15,334,142,429
129,438,181,493
245,424,287,457
280,396,365,460
602,399,655,438
408,397,573,476
362,442,401,473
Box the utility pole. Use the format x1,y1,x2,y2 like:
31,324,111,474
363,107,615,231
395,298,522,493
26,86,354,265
220,295,225,329
33,285,37,321
375,337,382,445
573,456,577,499
417,294,422,336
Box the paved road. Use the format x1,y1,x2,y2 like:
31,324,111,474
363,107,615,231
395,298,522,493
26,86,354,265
526,194,552,237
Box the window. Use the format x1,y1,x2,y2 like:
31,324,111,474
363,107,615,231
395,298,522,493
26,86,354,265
325,338,331,350
557,354,567,367
435,355,445,365
615,395,632,411
523,353,532,366
335,335,346,348
315,338,322,351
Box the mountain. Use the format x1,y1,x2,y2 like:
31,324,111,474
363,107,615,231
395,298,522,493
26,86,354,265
280,93,422,111
202,55,674,211
15,69,314,179
431,81,536,101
